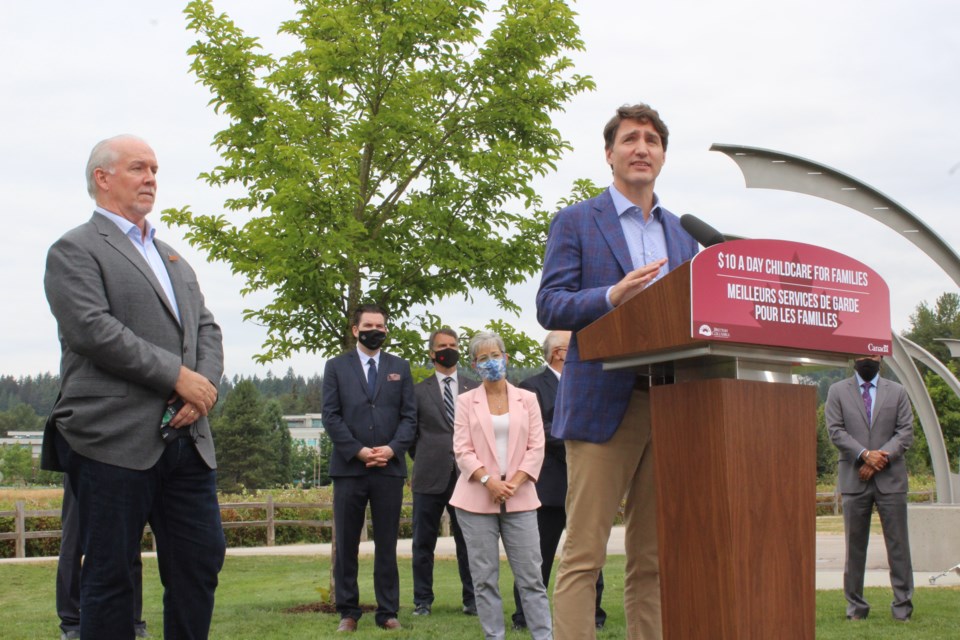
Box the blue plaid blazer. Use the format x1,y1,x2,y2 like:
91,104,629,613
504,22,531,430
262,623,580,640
535,189,698,443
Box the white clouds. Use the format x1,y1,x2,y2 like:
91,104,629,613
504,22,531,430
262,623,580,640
3,0,959,377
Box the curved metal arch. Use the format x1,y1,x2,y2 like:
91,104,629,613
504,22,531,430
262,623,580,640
712,143,959,503
710,143,960,289
889,335,957,502
935,338,960,359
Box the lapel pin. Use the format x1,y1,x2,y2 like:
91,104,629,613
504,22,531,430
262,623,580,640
168,254,179,262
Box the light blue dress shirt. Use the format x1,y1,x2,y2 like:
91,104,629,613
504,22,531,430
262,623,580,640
854,371,879,461
604,184,668,309
95,208,181,323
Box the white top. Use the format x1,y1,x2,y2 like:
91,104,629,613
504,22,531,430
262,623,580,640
491,413,510,472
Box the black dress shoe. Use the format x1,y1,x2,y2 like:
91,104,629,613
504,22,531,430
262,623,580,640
463,604,478,616
413,604,431,616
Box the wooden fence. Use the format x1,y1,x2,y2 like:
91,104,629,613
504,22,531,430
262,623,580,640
0,490,936,559
0,495,438,559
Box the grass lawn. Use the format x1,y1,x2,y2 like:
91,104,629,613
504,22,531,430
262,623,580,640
2,555,960,639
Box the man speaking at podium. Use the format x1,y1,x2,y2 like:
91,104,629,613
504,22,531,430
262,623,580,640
536,103,698,640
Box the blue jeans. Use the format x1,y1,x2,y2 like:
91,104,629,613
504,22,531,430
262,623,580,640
59,433,225,639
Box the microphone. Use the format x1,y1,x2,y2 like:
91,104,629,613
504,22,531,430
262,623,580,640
680,214,726,247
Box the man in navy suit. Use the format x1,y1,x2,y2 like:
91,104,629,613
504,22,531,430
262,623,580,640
322,304,417,632
536,104,698,640
511,331,606,631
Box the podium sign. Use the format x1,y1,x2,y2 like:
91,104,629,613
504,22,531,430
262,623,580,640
691,239,891,356
575,239,891,638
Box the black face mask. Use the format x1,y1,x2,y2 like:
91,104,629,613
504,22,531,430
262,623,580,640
357,329,387,351
854,358,880,381
433,348,459,368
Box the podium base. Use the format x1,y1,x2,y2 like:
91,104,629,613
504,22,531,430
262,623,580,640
650,378,816,640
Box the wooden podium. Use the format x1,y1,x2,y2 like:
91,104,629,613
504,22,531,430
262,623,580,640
578,261,847,640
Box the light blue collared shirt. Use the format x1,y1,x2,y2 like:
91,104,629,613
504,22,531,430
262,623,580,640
853,371,879,460
95,208,181,323
604,184,668,308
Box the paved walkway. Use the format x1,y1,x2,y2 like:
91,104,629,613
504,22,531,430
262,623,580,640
6,526,958,589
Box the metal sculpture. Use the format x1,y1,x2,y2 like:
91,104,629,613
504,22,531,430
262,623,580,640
712,143,959,503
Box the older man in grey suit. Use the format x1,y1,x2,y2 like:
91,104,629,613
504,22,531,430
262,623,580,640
42,135,226,639
826,354,914,622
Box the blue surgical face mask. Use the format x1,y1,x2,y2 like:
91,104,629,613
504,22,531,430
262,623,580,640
475,357,507,382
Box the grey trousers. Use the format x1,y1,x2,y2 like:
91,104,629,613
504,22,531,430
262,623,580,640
456,508,552,640
842,483,914,620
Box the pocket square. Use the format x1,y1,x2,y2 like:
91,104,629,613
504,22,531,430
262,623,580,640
387,373,401,381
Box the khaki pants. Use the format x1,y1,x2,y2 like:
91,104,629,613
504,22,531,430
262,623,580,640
553,390,660,640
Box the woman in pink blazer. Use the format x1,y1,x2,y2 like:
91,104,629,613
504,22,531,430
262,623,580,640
450,331,551,640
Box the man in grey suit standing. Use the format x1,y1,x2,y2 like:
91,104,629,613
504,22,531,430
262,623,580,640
322,304,417,632
42,135,226,639
410,327,477,617
826,354,914,622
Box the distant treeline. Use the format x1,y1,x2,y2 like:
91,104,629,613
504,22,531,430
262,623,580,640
0,369,326,420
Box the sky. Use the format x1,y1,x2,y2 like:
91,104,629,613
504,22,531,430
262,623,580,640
2,0,958,380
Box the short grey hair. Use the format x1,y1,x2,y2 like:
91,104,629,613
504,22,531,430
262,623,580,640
468,331,506,362
85,134,147,198
541,331,563,362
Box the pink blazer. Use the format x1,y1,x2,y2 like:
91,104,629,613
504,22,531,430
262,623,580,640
449,382,545,514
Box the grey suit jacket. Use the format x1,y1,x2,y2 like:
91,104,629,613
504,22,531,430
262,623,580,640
321,349,417,478
826,375,914,494
410,372,479,494
42,213,224,471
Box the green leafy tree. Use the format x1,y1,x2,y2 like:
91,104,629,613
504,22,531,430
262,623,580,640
213,380,278,492
815,403,838,479
165,0,594,363
289,440,324,487
301,376,323,413
902,292,960,472
0,403,44,437
0,445,33,486
265,399,294,485
903,292,960,365
916,363,960,473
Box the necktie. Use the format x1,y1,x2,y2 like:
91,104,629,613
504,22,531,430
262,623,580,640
861,382,872,425
443,377,455,426
367,358,378,398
